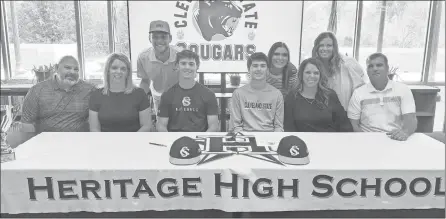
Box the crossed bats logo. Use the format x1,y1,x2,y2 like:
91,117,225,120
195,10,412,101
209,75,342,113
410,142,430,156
192,132,285,166
193,1,243,42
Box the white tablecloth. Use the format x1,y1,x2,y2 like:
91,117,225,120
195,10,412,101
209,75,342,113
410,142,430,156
1,132,444,214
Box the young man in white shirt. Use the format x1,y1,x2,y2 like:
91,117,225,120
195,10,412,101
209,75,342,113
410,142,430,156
137,20,182,115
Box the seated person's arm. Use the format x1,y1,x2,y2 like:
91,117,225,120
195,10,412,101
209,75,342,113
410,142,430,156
387,113,418,141
349,119,362,132
88,110,101,132
206,115,219,132
20,87,39,133
138,108,152,132
10,87,39,148
20,123,36,133
274,93,284,132
283,93,298,132
156,92,170,132
347,90,362,132
400,87,418,136
7,122,35,149
402,113,417,135
137,90,152,132
229,91,244,133
388,87,418,141
206,93,219,132
156,117,169,132
331,92,353,132
88,91,101,132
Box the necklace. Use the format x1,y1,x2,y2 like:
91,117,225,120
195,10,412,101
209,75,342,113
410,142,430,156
303,97,315,105
299,92,316,104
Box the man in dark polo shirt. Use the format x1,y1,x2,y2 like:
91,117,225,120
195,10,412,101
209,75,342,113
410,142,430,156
156,50,219,132
20,55,96,134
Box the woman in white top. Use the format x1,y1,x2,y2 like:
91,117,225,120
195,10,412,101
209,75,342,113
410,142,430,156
312,32,368,111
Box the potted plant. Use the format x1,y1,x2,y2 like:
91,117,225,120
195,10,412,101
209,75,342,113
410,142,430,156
32,64,56,83
388,66,399,81
229,73,241,86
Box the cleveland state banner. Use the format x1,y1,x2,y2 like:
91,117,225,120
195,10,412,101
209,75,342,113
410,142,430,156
128,1,303,72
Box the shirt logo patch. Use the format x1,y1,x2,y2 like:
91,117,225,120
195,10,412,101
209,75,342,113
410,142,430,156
182,97,191,107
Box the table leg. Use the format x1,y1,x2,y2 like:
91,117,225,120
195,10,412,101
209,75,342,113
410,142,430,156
220,97,227,132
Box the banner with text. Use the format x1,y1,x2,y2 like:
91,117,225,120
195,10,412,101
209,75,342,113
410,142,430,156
1,169,444,214
128,1,303,72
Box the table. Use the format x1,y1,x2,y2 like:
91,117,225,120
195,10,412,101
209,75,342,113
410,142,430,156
0,84,33,96
1,132,444,217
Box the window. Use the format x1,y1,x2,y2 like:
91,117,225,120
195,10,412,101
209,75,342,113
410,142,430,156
433,86,445,132
112,1,135,83
1,43,4,81
358,1,430,83
335,1,357,57
114,1,130,58
357,1,382,68
81,1,109,80
4,1,77,81
381,1,430,82
300,1,357,62
431,1,445,83
300,1,332,61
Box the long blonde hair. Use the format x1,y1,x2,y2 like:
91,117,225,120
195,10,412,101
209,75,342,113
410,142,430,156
312,31,343,77
102,52,135,95
294,58,331,107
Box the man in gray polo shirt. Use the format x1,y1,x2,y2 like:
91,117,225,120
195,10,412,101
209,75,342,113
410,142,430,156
20,55,96,134
137,20,183,115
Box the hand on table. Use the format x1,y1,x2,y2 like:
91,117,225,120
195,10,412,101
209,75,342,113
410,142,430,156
386,129,409,141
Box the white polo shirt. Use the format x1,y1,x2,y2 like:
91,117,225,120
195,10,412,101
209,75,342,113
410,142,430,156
347,80,416,132
136,46,182,96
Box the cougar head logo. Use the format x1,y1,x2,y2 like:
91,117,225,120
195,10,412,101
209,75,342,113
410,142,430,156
193,1,243,41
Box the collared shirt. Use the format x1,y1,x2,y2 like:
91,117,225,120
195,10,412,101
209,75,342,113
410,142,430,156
136,45,182,96
21,76,96,133
347,80,416,132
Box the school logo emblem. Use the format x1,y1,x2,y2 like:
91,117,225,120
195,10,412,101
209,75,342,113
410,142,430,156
182,97,191,106
180,146,190,157
172,1,258,61
193,133,284,166
289,146,300,156
192,1,243,41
